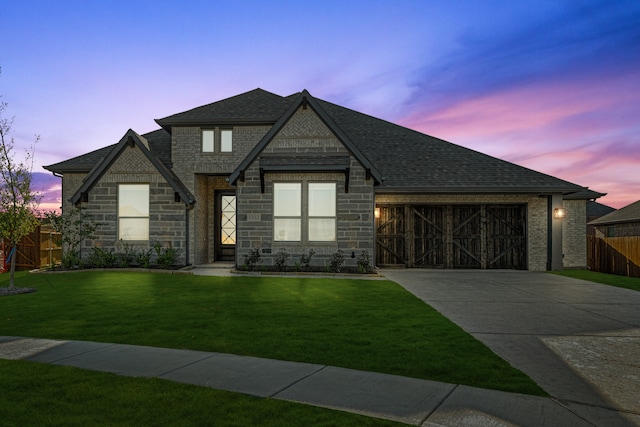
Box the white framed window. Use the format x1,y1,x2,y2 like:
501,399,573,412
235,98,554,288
202,128,233,153
308,183,336,241
118,184,149,240
221,129,233,152
273,182,336,242
202,130,215,152
274,183,301,241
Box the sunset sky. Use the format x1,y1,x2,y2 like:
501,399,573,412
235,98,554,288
1,0,638,211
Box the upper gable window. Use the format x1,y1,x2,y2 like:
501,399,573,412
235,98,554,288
202,130,215,152
202,128,233,153
221,129,233,152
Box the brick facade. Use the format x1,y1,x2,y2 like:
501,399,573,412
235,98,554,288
235,107,375,269
63,145,188,264
56,95,589,271
562,199,587,268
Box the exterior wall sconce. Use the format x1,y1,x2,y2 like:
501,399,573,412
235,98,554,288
374,207,381,219
554,208,566,219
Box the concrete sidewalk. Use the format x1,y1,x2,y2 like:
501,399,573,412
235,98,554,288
1,336,601,426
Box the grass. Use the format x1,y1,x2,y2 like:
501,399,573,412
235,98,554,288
0,359,404,427
0,271,543,395
553,270,640,291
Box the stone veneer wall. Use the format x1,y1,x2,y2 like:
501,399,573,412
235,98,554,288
235,107,375,268
375,193,549,271
562,199,587,268
64,145,188,264
172,126,269,264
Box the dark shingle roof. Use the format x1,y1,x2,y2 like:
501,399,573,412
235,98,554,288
589,200,640,225
317,98,585,193
44,129,172,173
68,130,194,206
45,88,592,195
155,88,296,130
587,201,616,220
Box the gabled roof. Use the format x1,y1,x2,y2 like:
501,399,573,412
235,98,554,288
66,129,195,207
44,129,172,173
155,88,296,131
229,90,383,185
589,200,640,225
587,201,616,219
315,99,586,194
47,88,596,197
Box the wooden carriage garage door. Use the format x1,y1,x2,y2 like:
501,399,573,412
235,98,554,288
376,204,526,269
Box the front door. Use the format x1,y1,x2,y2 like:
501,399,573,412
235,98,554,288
215,191,236,262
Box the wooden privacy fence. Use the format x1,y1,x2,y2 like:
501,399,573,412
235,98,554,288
1,225,62,272
587,235,640,278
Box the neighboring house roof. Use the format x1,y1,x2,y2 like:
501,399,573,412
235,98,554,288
587,201,616,219
589,200,640,226
64,129,195,207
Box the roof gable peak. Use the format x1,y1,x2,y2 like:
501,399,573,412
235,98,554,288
229,90,382,185
69,129,195,206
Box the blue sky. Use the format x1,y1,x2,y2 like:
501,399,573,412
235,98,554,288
1,0,638,210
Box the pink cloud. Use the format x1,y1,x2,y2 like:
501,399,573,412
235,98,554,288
399,69,640,209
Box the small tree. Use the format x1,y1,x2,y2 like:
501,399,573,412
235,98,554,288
44,207,98,269
0,100,40,290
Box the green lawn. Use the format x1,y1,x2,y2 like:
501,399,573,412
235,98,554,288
553,270,640,291
0,359,403,427
1,271,543,394
1,270,548,425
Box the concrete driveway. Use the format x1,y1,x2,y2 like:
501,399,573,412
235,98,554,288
381,269,640,426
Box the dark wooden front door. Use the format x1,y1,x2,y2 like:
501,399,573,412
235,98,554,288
376,204,526,269
215,191,236,262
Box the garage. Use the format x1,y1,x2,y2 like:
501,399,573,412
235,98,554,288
375,204,527,269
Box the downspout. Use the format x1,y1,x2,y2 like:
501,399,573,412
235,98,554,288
185,207,190,266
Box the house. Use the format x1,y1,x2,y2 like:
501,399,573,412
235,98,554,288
587,200,640,277
589,200,640,238
585,200,616,236
44,89,603,271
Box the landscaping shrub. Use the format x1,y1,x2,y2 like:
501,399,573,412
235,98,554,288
328,249,345,273
87,247,118,268
153,242,179,269
274,249,289,272
298,249,315,272
242,247,261,271
357,250,372,274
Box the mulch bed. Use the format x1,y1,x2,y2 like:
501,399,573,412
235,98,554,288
0,287,37,297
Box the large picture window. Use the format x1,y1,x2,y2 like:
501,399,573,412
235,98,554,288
273,182,336,242
273,183,301,241
308,183,336,241
118,184,149,240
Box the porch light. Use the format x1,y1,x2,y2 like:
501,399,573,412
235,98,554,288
374,207,381,219
553,208,566,219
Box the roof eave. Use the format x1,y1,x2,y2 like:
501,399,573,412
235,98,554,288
69,130,196,207
154,118,279,133
374,186,587,194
